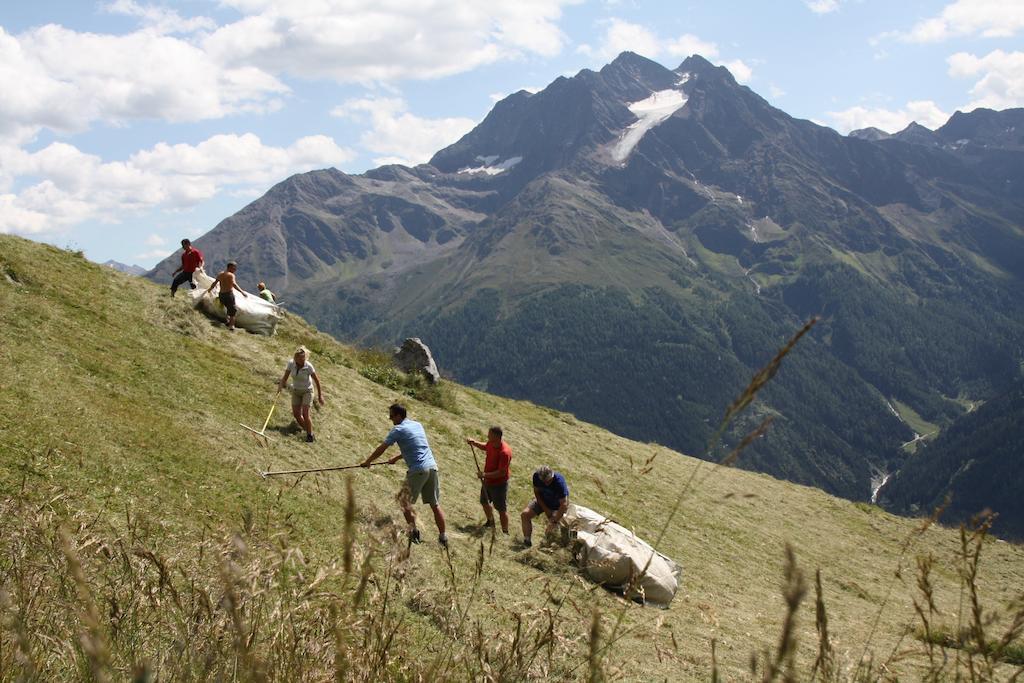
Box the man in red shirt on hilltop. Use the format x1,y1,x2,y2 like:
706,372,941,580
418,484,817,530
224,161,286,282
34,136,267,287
170,238,204,297
467,426,512,534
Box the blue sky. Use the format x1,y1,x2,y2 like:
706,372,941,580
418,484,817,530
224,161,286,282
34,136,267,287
1,0,1021,267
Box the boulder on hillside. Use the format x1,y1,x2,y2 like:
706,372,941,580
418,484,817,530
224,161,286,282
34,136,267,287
394,338,440,384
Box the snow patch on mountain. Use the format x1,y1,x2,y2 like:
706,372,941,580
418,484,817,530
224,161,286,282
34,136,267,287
612,89,688,163
458,155,522,175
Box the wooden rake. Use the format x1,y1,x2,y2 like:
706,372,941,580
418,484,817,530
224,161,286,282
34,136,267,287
241,388,280,447
258,462,391,479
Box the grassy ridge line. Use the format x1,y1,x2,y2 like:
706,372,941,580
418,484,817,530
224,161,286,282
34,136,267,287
1,234,1023,680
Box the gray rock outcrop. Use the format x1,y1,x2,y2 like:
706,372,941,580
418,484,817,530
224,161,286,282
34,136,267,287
393,338,440,384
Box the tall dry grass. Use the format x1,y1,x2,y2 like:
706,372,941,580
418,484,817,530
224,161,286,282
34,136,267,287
0,468,595,681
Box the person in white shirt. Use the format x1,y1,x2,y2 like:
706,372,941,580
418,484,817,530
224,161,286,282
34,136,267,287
278,346,325,442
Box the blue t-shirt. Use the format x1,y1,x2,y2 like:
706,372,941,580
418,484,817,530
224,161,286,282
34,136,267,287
532,471,569,510
385,419,437,473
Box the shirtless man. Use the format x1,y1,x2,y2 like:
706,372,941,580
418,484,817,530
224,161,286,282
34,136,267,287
204,260,248,330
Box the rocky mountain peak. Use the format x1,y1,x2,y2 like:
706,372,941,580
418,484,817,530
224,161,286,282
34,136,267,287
598,51,678,97
675,54,732,81
893,121,941,146
849,126,892,141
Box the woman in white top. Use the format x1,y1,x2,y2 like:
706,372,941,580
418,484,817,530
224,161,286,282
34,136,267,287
279,346,325,442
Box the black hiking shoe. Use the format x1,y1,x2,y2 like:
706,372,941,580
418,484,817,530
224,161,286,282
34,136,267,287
484,519,495,528
409,528,422,544
439,534,448,547
522,538,532,548
306,433,315,443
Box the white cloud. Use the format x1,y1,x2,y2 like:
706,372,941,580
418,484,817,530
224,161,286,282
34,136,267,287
0,195,48,234
206,0,581,83
805,0,840,14
899,0,1024,42
664,33,719,59
2,1,581,145
827,100,950,134
948,50,1024,110
0,24,287,144
722,59,753,84
144,233,166,247
332,97,476,167
102,0,216,35
595,19,662,60
769,84,786,99
0,134,354,236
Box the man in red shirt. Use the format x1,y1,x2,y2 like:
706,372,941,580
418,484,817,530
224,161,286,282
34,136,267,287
467,426,512,533
170,238,204,297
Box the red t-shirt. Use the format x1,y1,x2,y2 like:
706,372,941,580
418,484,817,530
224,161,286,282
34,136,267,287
483,441,512,484
181,248,204,273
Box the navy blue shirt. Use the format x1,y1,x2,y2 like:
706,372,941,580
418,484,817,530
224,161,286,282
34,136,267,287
532,471,569,510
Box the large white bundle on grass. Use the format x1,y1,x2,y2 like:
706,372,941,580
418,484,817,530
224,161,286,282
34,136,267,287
566,504,681,606
190,269,282,336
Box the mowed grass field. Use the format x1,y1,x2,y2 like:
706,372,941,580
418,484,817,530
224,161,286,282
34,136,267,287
1,234,1022,681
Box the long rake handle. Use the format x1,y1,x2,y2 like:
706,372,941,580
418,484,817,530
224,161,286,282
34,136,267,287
260,462,391,477
260,402,277,434
470,443,492,506
261,388,282,433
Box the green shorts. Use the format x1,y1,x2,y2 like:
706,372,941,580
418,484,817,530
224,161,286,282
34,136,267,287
291,389,312,407
405,468,440,506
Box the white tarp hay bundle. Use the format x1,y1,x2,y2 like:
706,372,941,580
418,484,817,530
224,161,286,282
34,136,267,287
189,268,282,336
566,504,681,606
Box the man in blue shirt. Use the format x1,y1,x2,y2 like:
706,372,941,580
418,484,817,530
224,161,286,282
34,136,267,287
362,403,447,546
521,466,569,548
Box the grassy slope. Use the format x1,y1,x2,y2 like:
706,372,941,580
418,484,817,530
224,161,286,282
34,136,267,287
2,234,1022,680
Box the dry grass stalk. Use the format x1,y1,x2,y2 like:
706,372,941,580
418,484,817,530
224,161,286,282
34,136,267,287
759,544,807,683
588,608,604,683
58,525,112,683
811,569,835,682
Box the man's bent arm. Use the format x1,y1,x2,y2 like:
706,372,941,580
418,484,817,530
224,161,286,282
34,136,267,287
534,487,552,515
362,442,390,467
550,498,568,524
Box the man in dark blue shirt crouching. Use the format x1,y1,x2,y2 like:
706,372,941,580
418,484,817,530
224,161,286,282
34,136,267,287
521,465,569,548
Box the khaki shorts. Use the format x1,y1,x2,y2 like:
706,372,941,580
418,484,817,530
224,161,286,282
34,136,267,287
291,389,313,407
405,469,440,506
